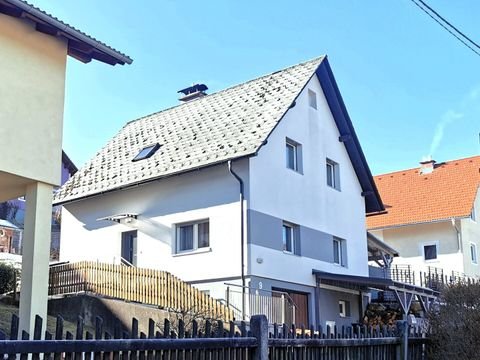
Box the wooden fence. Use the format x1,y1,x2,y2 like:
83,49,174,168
0,314,428,360
48,261,234,322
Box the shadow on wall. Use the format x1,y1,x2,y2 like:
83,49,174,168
48,294,169,335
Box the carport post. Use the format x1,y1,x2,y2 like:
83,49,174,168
19,181,53,337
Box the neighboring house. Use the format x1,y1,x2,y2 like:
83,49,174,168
55,56,385,328
0,151,77,258
0,0,131,334
367,156,480,280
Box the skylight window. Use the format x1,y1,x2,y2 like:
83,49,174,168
132,143,160,162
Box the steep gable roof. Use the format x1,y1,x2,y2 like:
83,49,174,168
367,155,480,230
54,56,383,213
0,0,132,65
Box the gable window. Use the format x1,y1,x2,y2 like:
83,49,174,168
286,138,302,173
176,220,209,253
326,159,340,190
308,89,317,109
339,300,351,318
472,207,477,222
132,143,160,162
471,243,478,264
423,244,437,261
282,222,300,255
333,237,346,266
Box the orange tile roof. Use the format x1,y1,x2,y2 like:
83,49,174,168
367,155,480,230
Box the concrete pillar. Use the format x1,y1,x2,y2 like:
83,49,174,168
19,181,53,337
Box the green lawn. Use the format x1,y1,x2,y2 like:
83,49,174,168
0,302,93,338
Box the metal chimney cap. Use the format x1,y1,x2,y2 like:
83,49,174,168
178,84,208,96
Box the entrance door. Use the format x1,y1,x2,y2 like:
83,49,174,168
273,288,309,328
121,230,137,265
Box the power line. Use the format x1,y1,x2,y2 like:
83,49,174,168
409,0,480,57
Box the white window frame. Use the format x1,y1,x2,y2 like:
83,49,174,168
175,219,210,254
282,222,299,255
421,241,439,262
285,138,302,173
326,158,340,190
333,237,346,266
471,243,478,265
308,89,317,109
339,300,350,318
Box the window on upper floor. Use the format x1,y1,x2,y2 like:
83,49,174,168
175,220,209,253
285,138,302,173
282,222,300,255
339,300,351,318
472,207,477,222
471,243,478,264
326,159,340,190
423,243,438,261
333,237,347,266
308,89,317,109
132,143,161,162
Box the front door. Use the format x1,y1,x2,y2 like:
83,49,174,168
273,288,309,328
121,230,137,265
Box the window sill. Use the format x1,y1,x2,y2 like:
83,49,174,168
283,250,300,257
327,185,341,192
173,247,212,257
286,167,303,175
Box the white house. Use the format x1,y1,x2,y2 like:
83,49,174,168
54,57,385,328
367,156,480,282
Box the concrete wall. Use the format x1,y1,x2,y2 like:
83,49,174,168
0,14,67,190
248,74,368,287
60,161,249,283
318,287,361,329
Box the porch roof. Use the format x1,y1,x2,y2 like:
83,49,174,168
312,270,438,298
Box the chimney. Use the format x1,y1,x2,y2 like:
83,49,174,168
178,84,208,102
420,156,436,174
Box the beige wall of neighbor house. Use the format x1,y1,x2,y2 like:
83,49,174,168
0,13,66,337
370,221,466,276
0,13,67,196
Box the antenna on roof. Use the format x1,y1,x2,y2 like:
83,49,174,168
177,84,208,102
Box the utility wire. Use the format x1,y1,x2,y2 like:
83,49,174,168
409,0,480,57
416,0,480,51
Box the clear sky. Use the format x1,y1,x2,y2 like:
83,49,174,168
34,0,479,175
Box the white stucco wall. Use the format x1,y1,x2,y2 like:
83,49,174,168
460,188,480,276
60,161,249,283
248,74,368,286
0,13,67,190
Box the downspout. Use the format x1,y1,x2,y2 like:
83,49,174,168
451,218,462,252
228,160,246,321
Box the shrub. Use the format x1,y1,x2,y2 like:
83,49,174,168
0,262,17,294
428,282,480,360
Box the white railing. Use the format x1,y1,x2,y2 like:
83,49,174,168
225,284,296,325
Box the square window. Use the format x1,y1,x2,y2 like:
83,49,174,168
176,220,209,253
132,143,160,162
333,237,346,266
423,244,437,261
308,89,317,109
339,300,350,317
283,222,300,255
471,243,477,264
326,159,340,190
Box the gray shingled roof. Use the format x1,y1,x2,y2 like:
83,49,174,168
54,57,325,204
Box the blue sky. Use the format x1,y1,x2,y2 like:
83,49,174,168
34,0,479,174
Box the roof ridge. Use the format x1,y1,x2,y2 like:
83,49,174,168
125,56,326,126
374,154,480,178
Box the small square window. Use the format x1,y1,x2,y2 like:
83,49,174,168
282,222,300,255
333,237,346,266
308,89,317,109
132,143,160,162
471,243,477,264
175,220,210,253
339,300,351,317
423,244,437,261
286,139,302,172
326,159,340,190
